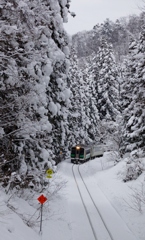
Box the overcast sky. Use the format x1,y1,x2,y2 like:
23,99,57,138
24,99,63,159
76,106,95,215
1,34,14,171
64,0,143,35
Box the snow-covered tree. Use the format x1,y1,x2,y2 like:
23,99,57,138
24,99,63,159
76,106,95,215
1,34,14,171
79,61,96,144
99,19,114,42
0,0,71,189
68,50,100,146
95,38,120,122
121,29,145,157
67,47,82,147
88,38,120,148
85,54,100,142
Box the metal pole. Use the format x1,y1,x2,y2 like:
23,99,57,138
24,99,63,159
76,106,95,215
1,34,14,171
39,204,43,234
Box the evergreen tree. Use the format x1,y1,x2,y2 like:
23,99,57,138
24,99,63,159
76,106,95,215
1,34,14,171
95,38,120,122
99,19,114,42
87,54,100,142
122,29,145,156
69,51,100,145
89,38,120,148
79,64,91,143
0,0,70,189
68,47,82,147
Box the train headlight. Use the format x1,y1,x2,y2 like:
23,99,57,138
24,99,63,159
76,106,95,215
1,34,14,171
76,146,80,150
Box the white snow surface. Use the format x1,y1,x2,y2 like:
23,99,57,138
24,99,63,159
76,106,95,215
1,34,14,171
1,152,145,240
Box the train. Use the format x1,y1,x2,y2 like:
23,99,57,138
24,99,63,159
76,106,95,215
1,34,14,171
71,143,104,164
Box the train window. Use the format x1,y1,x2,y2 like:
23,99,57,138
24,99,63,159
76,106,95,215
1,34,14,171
79,148,84,158
71,148,76,154
80,148,84,155
71,148,76,157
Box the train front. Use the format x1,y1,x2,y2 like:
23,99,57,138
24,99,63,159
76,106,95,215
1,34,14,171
71,145,84,163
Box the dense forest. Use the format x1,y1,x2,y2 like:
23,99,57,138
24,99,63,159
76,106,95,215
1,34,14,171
0,0,145,191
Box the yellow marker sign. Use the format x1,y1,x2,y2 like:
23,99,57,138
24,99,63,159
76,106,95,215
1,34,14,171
46,174,52,178
46,169,53,175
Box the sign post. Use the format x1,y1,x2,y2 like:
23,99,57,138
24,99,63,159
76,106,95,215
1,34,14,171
37,194,47,234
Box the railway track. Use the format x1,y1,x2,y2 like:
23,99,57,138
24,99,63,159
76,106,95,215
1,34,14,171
72,164,114,240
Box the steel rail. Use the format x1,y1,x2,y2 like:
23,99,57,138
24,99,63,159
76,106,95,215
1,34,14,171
78,164,114,240
72,164,98,240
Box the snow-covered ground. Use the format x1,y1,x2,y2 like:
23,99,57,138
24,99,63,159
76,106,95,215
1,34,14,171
1,152,145,240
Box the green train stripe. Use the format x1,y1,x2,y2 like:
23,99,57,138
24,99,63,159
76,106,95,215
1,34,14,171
71,154,75,157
